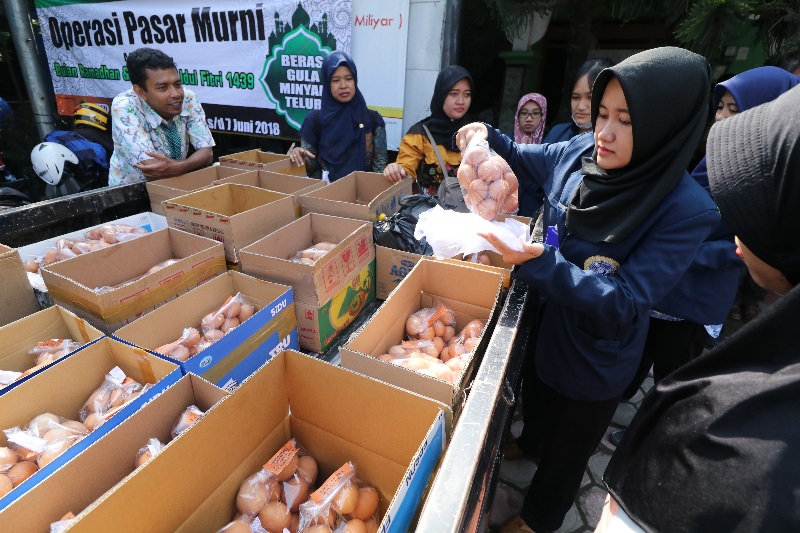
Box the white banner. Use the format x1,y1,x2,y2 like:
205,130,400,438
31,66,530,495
36,0,407,148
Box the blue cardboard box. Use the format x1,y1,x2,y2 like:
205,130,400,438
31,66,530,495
113,271,297,390
0,337,180,510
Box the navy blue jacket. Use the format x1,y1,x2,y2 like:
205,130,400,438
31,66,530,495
543,121,584,144
653,156,745,324
488,128,720,401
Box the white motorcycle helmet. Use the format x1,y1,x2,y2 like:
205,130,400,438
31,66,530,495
31,142,78,186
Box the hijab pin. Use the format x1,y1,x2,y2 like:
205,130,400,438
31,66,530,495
359,123,364,128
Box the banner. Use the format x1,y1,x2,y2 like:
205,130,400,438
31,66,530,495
35,0,408,148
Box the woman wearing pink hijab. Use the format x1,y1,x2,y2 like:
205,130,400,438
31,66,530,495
513,93,548,215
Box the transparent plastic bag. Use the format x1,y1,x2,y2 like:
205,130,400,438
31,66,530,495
298,462,380,533
458,133,519,220
135,438,166,468
154,327,202,362
290,242,337,266
79,367,146,430
171,405,204,439
84,223,148,244
0,370,22,388
200,293,257,342
50,512,77,533
29,338,82,366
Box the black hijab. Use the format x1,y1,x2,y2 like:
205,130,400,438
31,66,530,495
566,47,711,243
408,65,473,149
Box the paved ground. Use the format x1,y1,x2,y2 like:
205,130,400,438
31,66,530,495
487,313,755,533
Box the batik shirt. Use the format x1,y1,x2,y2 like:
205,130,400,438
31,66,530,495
108,88,215,185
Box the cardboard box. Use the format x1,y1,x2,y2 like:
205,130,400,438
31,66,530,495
164,184,296,263
114,271,298,390
239,214,376,352
258,157,309,176
0,306,104,394
217,149,289,170
375,245,430,301
0,244,40,326
341,258,504,413
0,373,227,531
59,350,449,533
41,229,226,333
0,337,181,510
300,171,412,222
213,169,325,218
145,166,255,215
17,212,169,309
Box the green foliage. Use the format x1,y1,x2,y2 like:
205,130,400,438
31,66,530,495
469,0,561,38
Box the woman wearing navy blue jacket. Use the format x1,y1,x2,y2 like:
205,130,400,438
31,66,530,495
462,48,720,533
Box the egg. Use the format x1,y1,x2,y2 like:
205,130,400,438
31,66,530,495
222,317,240,333
42,248,59,266
476,253,492,265
311,250,328,261
428,364,456,383
457,163,475,189
0,474,12,497
276,454,298,482
305,525,332,533
296,257,316,266
307,508,336,527
332,481,359,515
23,259,39,273
167,344,192,362
86,389,111,413
315,242,337,251
296,455,318,484
108,387,128,408
464,337,478,351
464,146,489,168
258,501,291,532
401,358,432,371
220,520,252,533
418,327,435,341
204,328,224,342
446,358,465,373
474,198,499,220
43,428,75,444
7,461,38,487
418,341,439,358
351,486,380,521
341,519,368,533
201,312,225,330
432,320,446,337
136,449,152,468
83,412,103,431
0,447,18,467
450,343,469,358
432,337,445,355
238,304,255,322
464,320,484,339
364,518,379,533
442,326,455,342
388,345,407,358
405,315,424,336
501,191,519,213
183,328,201,347
476,159,505,182
377,354,394,363
29,413,60,436
442,311,456,327
439,346,451,362
38,440,72,468
488,177,510,199
281,475,309,512
504,172,519,194
237,474,269,514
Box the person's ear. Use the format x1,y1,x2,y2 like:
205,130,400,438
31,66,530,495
133,84,147,98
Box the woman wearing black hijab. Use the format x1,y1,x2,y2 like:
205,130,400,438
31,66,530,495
459,47,720,533
596,85,800,533
383,66,473,194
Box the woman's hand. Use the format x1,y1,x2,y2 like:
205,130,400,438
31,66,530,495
288,147,315,166
478,232,544,266
383,162,407,183
456,123,489,152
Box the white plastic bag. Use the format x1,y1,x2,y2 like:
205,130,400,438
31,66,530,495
414,206,530,259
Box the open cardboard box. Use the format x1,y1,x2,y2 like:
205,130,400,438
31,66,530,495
0,244,40,326
16,212,169,308
163,184,296,263
0,306,104,395
41,228,226,333
57,350,449,533
341,258,505,415
114,271,298,390
217,149,289,170
0,373,227,532
239,214,375,352
0,337,181,510
213,169,325,218
300,171,412,222
146,166,256,215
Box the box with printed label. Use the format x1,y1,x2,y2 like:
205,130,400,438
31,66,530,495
217,149,289,170
0,373,227,531
0,337,180,510
114,271,298,390
213,169,324,218
300,171,412,221
163,183,296,263
0,244,40,326
341,258,504,414
56,350,449,533
40,228,226,333
239,213,375,352
0,306,104,395
146,166,255,215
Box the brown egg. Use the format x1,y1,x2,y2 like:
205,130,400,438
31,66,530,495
201,312,225,330
220,520,252,533
86,389,111,413
258,501,291,532
442,326,455,342
238,304,255,322
266,479,282,502
167,344,192,362
83,412,103,431
29,413,60,436
7,461,38,487
281,476,309,512
237,474,269,515
0,474,12,497
405,315,423,336
42,249,58,266
439,346,451,362
450,343,469,358
341,519,368,533
402,358,432,371
432,320,446,337
224,301,242,319
432,337,445,356
221,317,240,333
296,455,318,484
364,518,379,533
136,449,152,469
276,454,298,482
315,242,337,251
464,337,478,351
203,328,224,342
351,486,380,521
307,508,336,527
418,327,435,341
418,342,439,358
108,387,128,408
332,482,359,515
38,440,72,468
377,354,394,363
305,525,332,533
43,428,76,444
13,445,38,462
464,320,484,339
183,328,201,347
0,447,19,467
23,259,39,273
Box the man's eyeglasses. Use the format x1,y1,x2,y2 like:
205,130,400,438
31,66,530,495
518,111,542,119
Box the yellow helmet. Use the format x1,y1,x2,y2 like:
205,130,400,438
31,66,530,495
73,102,109,132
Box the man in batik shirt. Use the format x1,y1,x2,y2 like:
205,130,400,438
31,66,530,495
109,48,215,185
